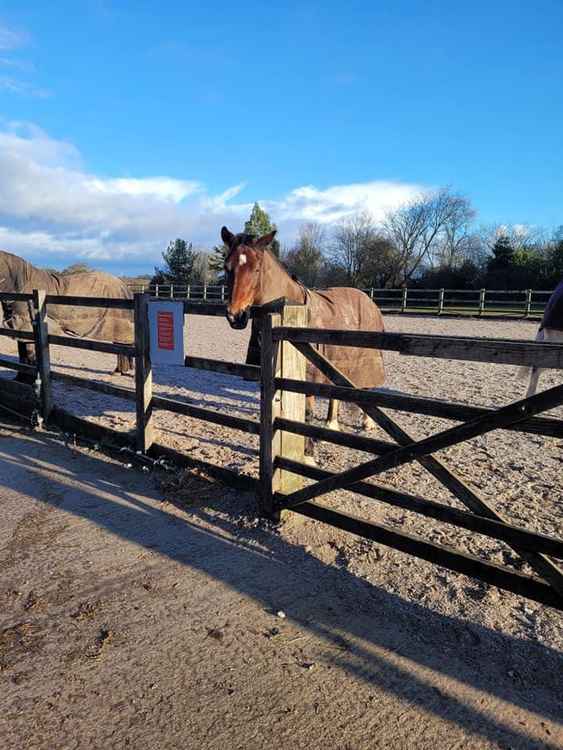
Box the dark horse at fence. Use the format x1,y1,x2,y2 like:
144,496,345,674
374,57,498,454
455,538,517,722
0,250,134,375
522,278,563,395
221,227,385,449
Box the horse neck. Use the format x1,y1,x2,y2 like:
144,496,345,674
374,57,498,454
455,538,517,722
257,251,306,305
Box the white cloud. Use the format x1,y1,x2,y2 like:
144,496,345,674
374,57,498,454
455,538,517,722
0,76,51,98
0,22,46,97
0,57,35,72
0,24,27,51
0,121,426,268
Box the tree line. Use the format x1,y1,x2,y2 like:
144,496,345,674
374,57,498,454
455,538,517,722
50,193,563,291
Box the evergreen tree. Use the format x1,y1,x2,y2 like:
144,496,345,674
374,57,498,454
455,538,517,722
208,244,228,282
152,239,197,286
490,234,515,267
244,202,280,256
485,234,516,289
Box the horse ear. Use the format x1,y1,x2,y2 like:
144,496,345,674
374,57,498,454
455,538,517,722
253,230,277,250
221,226,235,247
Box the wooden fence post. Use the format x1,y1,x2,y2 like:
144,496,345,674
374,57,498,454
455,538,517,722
438,288,445,315
401,288,408,313
259,304,307,520
525,289,532,317
278,304,307,497
221,285,225,302
134,293,154,453
170,284,174,299
32,289,52,422
479,288,486,316
259,312,278,519
187,285,191,300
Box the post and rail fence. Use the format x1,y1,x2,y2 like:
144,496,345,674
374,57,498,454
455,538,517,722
0,291,562,611
125,283,553,320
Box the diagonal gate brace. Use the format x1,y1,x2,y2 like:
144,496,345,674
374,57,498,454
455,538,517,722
283,341,563,597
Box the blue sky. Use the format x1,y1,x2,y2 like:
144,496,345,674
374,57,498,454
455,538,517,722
0,0,562,274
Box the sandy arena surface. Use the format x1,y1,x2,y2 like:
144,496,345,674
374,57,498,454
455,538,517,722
0,313,562,748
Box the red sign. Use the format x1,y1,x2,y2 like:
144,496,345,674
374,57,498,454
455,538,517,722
157,311,174,350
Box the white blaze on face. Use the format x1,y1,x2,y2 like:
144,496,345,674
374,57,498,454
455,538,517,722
239,253,247,266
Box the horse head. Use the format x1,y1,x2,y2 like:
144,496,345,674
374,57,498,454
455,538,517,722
221,226,277,330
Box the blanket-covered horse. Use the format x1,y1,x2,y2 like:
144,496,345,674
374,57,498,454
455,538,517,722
0,250,134,374
221,227,385,440
522,280,563,395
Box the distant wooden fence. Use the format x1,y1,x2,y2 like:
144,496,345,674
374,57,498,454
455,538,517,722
1,291,562,611
127,283,553,319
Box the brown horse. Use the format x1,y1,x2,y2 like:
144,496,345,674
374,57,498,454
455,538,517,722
221,227,385,444
0,250,134,375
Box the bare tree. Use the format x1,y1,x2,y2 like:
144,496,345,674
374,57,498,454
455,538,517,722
361,235,402,288
382,188,475,283
434,195,477,269
283,222,325,287
329,212,375,286
192,251,213,285
479,223,547,255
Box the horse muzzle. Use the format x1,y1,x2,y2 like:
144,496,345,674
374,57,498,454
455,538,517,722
226,308,250,330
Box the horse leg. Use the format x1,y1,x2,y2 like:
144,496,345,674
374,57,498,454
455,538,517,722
16,341,36,384
526,366,540,397
326,398,340,431
113,350,134,376
522,327,545,396
527,328,563,396
361,407,376,431
304,394,317,465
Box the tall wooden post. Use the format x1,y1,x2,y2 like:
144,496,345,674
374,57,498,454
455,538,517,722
170,284,174,299
134,293,154,453
32,289,52,422
259,312,278,519
259,304,307,521
479,288,486,316
278,304,307,495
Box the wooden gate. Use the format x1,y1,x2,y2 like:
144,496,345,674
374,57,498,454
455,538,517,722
259,318,563,611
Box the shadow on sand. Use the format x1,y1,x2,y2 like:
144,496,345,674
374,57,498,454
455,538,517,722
0,422,561,748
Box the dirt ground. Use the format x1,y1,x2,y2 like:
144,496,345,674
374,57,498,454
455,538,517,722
0,313,562,748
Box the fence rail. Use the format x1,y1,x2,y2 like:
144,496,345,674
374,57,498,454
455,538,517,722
126,284,553,319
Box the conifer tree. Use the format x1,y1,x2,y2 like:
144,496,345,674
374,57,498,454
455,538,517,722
244,202,280,256
152,239,197,285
